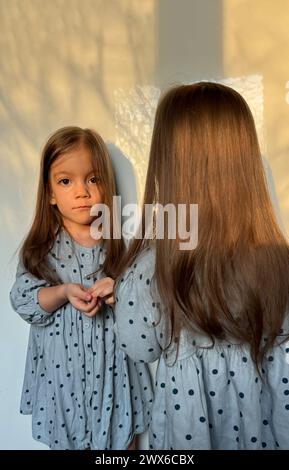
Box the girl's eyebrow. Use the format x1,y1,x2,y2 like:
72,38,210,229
54,171,73,177
53,169,95,178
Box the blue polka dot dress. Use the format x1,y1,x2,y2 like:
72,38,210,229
114,246,289,450
10,230,153,450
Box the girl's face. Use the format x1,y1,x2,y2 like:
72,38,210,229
49,144,103,229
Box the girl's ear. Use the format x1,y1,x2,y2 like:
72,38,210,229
50,193,57,205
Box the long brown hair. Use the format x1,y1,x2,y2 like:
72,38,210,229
117,82,289,366
21,126,124,282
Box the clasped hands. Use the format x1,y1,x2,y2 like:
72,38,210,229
64,277,115,317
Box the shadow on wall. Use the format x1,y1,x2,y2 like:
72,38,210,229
107,142,138,242
0,0,155,244
107,142,138,208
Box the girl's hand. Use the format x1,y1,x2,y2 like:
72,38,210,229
65,283,100,317
88,277,115,306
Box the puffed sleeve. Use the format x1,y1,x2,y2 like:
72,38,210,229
114,247,162,363
10,262,54,326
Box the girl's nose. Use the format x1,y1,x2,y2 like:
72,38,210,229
75,182,90,198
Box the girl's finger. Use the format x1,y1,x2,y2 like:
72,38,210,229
90,286,114,299
87,279,107,294
74,297,97,313
74,287,92,302
82,303,101,317
88,278,114,295
104,295,115,305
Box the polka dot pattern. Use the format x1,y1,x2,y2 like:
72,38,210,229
114,245,289,450
10,229,153,450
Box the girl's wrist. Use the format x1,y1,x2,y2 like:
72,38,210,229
60,283,69,302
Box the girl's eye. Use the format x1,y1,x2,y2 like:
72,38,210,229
89,176,100,184
59,178,70,185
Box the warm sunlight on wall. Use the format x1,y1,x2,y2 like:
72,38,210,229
223,0,289,236
0,0,155,239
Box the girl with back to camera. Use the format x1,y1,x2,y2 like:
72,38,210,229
10,126,153,450
114,83,289,449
